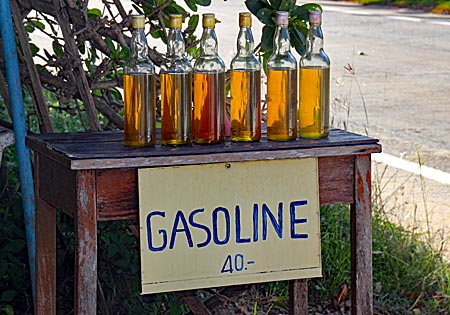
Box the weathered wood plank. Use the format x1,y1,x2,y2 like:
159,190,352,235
289,279,308,315
319,155,354,205
70,144,380,170
35,153,56,315
351,154,373,315
74,170,97,315
96,156,355,221
38,155,76,216
26,129,381,170
96,168,137,220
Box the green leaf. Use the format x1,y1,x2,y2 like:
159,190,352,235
291,5,309,21
1,290,16,303
24,22,35,33
166,2,186,15
269,0,282,9
118,47,130,60
4,239,26,254
290,27,306,55
279,0,295,11
92,89,102,97
109,88,123,102
256,8,274,26
0,259,7,277
52,40,64,57
184,0,198,11
107,244,119,258
29,43,40,55
195,0,211,6
104,38,116,54
261,25,275,52
187,14,199,31
3,304,14,315
245,0,272,16
34,21,45,30
303,3,322,11
87,8,102,20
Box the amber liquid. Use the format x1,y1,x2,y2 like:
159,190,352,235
123,73,156,147
299,67,330,139
266,68,298,141
193,71,226,144
230,69,261,142
161,72,192,145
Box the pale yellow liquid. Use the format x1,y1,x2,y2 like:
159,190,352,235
230,69,261,142
266,68,297,141
124,73,156,147
161,72,192,145
299,67,330,139
193,71,226,144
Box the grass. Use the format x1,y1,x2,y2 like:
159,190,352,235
353,0,450,13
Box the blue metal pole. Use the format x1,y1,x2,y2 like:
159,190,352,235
0,0,36,302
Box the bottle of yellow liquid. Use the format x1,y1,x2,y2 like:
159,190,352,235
123,15,156,147
160,14,193,145
266,11,298,141
299,10,330,139
193,13,226,144
229,12,261,142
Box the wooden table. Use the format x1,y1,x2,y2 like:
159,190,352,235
27,128,381,315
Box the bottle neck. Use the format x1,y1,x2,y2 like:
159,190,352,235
130,28,148,59
273,24,291,55
236,26,254,57
200,27,218,56
167,27,185,58
307,24,324,54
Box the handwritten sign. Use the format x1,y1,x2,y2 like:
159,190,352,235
139,158,321,294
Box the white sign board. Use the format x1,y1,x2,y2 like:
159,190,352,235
139,158,321,294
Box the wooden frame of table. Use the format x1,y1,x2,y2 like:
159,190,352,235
27,129,381,315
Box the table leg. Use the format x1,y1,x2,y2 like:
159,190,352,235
35,195,56,315
351,154,373,315
74,170,97,314
289,279,308,314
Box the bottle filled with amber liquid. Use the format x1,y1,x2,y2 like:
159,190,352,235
123,15,156,147
193,13,226,144
299,10,330,139
266,11,298,141
229,12,261,142
160,14,193,145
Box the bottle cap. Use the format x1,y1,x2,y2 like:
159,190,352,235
275,11,289,26
131,15,145,29
239,12,252,27
309,10,322,26
203,13,216,28
169,14,183,29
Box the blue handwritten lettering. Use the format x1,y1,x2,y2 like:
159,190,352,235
290,200,308,239
212,207,231,245
189,208,211,248
146,211,167,252
262,203,283,240
169,210,193,249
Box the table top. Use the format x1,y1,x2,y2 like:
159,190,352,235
26,129,381,170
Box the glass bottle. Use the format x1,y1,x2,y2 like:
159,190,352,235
229,12,262,142
160,14,193,145
123,15,156,147
193,13,226,144
299,10,330,139
266,11,297,141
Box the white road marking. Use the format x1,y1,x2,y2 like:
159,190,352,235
373,153,450,185
387,15,423,22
